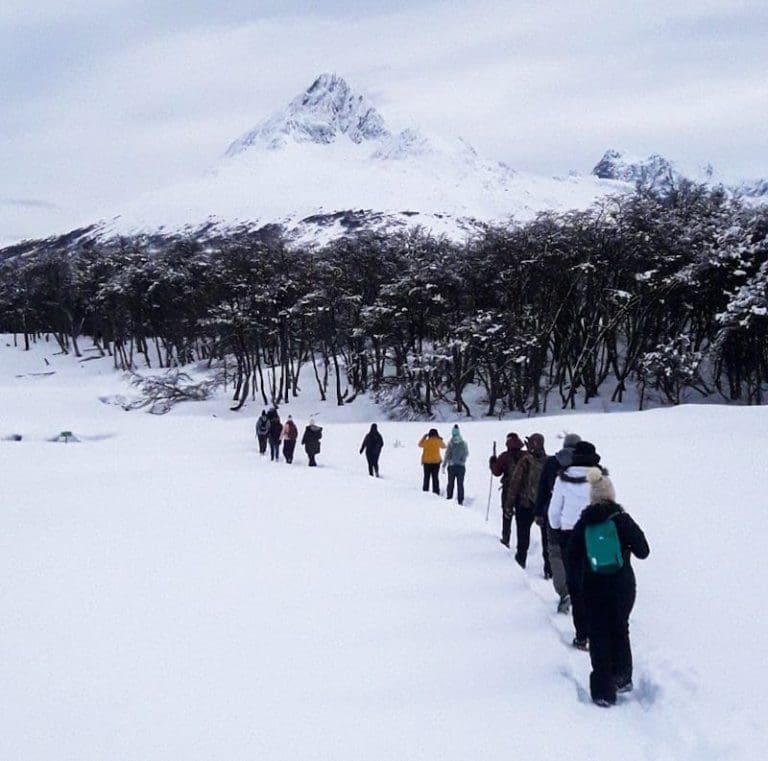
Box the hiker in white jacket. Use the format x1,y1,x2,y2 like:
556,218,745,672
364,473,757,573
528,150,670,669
548,441,604,650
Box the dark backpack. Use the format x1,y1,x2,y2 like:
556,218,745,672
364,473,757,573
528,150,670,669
584,513,624,574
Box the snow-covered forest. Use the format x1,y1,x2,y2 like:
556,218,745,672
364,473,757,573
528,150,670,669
2,183,766,417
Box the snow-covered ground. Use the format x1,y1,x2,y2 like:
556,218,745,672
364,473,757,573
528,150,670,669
1,337,766,761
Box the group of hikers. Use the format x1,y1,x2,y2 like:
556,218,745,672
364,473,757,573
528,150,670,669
255,408,323,466
488,430,650,707
417,425,650,708
254,411,650,708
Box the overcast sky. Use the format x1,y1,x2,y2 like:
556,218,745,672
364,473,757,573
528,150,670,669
2,0,766,219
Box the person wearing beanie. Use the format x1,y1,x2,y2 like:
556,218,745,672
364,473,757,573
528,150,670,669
504,433,547,568
301,418,323,466
281,414,299,464
418,428,446,494
534,432,581,609
489,432,526,547
548,440,603,649
443,425,469,505
359,423,384,477
568,469,650,707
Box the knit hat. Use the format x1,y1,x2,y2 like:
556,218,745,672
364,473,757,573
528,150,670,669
525,433,545,452
451,424,462,442
587,467,616,503
506,432,524,450
572,440,600,467
562,432,581,448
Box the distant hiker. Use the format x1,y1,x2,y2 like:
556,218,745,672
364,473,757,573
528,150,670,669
568,469,650,707
488,432,525,547
443,424,469,505
535,432,581,611
302,418,323,466
418,428,446,495
255,410,269,455
281,415,299,464
267,412,283,462
359,423,384,477
504,433,547,568
549,440,603,650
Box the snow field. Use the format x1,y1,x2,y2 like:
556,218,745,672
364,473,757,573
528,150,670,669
1,340,766,760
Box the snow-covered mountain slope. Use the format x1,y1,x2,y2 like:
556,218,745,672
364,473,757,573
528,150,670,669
4,74,766,248
95,74,628,243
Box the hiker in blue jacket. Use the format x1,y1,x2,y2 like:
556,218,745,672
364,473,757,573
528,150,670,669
443,425,469,505
567,468,650,707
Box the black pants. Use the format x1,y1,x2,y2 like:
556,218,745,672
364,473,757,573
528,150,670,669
306,449,318,466
514,506,535,566
283,439,296,463
268,438,280,461
446,465,465,504
257,435,268,454
501,489,512,546
540,522,552,575
559,530,589,641
366,453,380,476
422,463,440,494
586,586,636,704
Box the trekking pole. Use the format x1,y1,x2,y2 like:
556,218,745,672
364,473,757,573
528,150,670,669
485,441,496,522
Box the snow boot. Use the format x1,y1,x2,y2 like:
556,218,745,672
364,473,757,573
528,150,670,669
557,594,571,614
572,637,589,651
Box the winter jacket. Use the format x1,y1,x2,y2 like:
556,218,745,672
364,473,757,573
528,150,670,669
418,435,446,464
506,449,547,511
268,417,283,442
444,438,469,468
548,466,594,531
256,415,269,437
489,448,525,490
302,425,323,454
281,420,298,441
360,430,384,456
567,501,650,594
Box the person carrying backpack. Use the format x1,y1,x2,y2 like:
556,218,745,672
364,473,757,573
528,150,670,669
535,432,581,611
548,440,602,650
255,410,269,455
301,419,323,467
267,411,283,462
359,423,383,477
488,433,525,548
443,425,469,505
567,468,650,707
281,415,299,464
418,429,446,494
504,433,546,568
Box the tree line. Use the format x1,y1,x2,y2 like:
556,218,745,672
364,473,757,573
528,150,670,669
1,182,766,416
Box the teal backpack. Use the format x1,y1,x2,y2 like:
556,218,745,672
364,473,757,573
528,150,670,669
584,512,624,574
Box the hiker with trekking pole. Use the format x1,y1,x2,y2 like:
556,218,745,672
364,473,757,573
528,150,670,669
487,432,525,546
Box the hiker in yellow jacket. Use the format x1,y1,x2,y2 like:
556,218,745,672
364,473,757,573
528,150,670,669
418,428,446,494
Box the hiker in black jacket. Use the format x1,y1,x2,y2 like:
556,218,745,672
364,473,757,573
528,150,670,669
567,468,650,707
267,411,282,462
359,423,383,476
301,419,323,467
535,432,580,610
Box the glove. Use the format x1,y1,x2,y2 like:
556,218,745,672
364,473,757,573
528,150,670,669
488,455,497,466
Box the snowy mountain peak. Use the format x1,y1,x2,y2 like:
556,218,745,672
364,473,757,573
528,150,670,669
226,73,391,156
592,149,677,186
